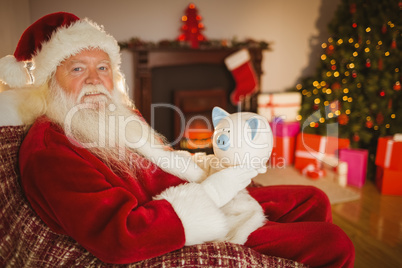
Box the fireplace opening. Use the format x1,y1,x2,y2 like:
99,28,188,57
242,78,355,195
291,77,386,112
173,88,228,153
150,64,235,148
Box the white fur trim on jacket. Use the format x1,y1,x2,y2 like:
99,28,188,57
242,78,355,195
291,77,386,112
155,183,229,246
136,142,207,183
32,18,121,87
221,189,266,244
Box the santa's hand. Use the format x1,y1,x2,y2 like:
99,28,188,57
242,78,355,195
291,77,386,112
201,166,258,208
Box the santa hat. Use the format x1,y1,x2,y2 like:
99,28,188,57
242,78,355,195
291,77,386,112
0,12,121,88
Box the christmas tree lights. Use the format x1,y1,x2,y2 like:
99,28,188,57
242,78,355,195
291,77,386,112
297,0,401,159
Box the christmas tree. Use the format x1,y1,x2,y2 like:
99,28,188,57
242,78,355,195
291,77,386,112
296,0,401,164
177,3,206,48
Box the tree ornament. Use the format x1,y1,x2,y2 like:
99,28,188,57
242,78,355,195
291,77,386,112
326,45,335,55
388,99,393,109
353,133,360,142
352,70,357,78
378,57,383,70
349,3,357,14
382,24,387,34
331,82,342,91
379,89,385,97
366,120,373,128
338,114,349,125
177,3,206,48
376,113,384,125
391,39,397,49
394,81,401,91
365,58,371,68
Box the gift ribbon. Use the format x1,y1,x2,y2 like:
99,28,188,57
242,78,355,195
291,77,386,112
283,137,289,165
301,164,325,179
301,164,315,175
384,139,394,168
295,136,328,164
258,94,300,120
258,94,300,108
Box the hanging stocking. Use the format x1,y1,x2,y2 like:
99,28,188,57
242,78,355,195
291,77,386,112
224,49,258,106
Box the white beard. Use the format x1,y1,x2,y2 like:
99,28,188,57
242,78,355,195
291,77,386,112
45,80,206,182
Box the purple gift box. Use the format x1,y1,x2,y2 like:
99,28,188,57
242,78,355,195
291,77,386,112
339,148,368,188
269,121,300,137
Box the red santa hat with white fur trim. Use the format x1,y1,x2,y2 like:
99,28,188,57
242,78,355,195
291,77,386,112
0,12,121,88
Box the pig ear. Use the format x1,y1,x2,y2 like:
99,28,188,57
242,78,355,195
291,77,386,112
212,107,230,128
247,117,259,140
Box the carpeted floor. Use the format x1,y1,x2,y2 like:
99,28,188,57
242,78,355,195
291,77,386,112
253,166,361,204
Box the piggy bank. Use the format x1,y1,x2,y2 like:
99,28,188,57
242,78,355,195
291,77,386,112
211,107,273,173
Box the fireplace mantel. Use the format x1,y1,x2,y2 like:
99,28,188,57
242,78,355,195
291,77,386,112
129,47,264,123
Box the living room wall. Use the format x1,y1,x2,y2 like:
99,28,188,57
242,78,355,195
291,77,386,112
2,0,340,93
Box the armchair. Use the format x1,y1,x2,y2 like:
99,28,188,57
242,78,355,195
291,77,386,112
0,90,307,267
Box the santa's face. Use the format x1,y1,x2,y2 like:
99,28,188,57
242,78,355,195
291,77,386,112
54,48,114,103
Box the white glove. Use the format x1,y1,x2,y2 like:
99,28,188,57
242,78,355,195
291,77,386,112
201,166,258,208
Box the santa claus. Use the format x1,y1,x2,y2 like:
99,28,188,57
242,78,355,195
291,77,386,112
0,12,354,267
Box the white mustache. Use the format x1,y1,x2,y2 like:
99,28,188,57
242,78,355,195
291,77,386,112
77,85,113,102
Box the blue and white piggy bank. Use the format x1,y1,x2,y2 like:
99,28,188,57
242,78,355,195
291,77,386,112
212,107,273,173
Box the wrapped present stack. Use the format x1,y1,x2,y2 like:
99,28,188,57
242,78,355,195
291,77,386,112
257,92,301,168
257,91,371,189
375,134,402,195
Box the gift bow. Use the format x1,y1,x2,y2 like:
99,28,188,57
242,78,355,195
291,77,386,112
301,164,326,179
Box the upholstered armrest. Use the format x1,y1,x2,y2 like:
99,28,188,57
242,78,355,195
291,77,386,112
0,125,307,267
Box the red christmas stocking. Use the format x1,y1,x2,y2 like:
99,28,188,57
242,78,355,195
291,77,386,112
224,49,258,105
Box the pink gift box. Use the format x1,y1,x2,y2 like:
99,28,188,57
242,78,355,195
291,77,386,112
269,121,300,137
339,148,368,188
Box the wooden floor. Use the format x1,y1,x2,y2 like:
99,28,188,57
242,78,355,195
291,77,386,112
332,179,402,268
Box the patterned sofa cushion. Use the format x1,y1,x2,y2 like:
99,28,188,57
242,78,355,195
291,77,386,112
0,125,307,267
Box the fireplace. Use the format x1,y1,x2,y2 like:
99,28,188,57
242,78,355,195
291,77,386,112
174,88,227,153
129,48,263,149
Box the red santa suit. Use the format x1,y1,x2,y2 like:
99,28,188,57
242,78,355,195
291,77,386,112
19,116,354,267
19,117,229,263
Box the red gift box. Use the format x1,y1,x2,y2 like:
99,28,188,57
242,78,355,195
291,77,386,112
375,136,402,171
270,136,295,167
339,148,368,188
376,166,402,195
294,133,350,170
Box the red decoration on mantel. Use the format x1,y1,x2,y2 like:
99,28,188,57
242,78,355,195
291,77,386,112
177,3,206,48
